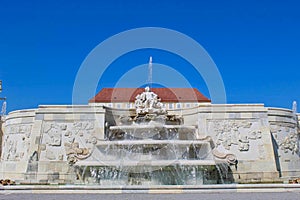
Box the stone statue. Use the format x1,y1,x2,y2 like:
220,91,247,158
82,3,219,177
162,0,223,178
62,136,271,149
134,87,166,114
140,86,156,109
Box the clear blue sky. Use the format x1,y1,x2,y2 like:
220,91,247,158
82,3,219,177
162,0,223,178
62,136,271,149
0,0,300,112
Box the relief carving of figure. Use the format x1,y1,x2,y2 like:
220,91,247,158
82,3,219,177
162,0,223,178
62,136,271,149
43,123,62,146
280,130,299,154
210,120,261,152
7,140,17,160
3,124,32,161
40,121,96,161
270,123,299,154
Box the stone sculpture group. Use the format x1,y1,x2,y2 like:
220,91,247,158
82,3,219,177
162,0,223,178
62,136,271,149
135,86,166,115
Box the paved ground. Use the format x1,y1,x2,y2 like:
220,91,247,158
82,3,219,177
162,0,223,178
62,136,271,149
0,192,300,200
1,184,300,199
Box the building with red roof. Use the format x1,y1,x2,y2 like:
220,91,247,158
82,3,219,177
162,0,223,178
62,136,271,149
89,87,211,109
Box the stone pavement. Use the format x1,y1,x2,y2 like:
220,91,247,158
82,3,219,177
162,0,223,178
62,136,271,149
1,184,300,194
0,192,300,200
0,184,300,200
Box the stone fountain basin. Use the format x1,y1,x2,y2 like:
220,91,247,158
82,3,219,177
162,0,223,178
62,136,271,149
75,159,218,167
75,159,222,175
109,124,197,139
97,140,209,146
94,140,215,163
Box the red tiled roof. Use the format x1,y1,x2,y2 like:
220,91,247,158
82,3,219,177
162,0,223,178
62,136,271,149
89,88,211,103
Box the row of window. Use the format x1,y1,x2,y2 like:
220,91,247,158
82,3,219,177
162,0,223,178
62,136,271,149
103,103,199,109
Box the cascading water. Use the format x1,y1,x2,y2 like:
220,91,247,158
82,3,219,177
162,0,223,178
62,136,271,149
76,87,236,185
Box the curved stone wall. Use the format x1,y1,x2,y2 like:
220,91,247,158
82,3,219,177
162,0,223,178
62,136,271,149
0,106,106,183
268,107,300,178
0,104,299,184
0,109,36,180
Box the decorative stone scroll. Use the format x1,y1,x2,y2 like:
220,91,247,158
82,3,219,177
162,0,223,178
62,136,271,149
208,119,262,151
212,149,237,165
198,136,237,165
65,142,90,165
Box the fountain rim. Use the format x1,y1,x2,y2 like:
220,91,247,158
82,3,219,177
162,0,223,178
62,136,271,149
109,124,196,130
96,140,210,146
74,160,222,167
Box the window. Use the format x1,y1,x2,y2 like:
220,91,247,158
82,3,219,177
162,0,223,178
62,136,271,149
186,103,190,108
169,103,173,109
176,103,181,109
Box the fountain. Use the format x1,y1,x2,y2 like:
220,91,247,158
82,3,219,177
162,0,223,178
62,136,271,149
75,87,237,185
1,86,299,184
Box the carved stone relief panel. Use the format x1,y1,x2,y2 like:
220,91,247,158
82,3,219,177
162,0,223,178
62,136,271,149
207,119,263,152
2,124,32,161
40,121,96,164
43,123,62,146
270,123,299,155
